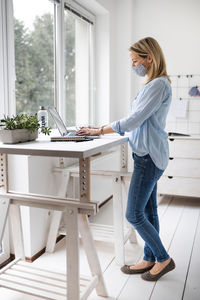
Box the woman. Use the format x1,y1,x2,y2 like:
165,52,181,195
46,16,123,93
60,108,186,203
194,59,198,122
77,37,175,281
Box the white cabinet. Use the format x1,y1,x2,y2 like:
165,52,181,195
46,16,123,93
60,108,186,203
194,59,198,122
158,136,200,198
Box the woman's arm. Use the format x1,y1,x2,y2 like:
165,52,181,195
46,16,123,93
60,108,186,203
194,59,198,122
76,124,115,136
100,125,115,135
111,79,167,134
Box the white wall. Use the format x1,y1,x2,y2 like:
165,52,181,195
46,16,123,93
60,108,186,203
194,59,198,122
95,12,110,125
109,0,133,122
78,0,133,124
93,0,200,122
8,155,57,257
130,0,200,135
131,0,200,79
93,0,200,127
96,0,133,123
8,156,31,256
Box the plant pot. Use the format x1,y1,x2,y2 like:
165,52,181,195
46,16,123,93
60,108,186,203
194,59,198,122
0,129,38,144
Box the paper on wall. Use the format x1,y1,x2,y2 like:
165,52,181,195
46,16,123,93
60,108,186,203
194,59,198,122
168,99,188,118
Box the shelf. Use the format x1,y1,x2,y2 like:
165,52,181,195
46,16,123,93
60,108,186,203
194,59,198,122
0,258,98,300
59,223,132,244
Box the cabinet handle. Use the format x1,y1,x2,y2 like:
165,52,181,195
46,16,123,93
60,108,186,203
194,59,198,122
169,138,174,141
169,157,174,160
168,176,173,179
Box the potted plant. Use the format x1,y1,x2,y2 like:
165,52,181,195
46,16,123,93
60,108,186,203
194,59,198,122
0,114,51,144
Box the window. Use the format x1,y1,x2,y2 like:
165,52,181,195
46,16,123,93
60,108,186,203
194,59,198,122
64,3,94,126
8,0,95,127
13,0,55,117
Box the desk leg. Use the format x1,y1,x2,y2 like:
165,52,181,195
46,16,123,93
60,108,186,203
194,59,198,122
46,211,62,253
78,214,108,297
112,175,125,266
65,206,80,300
9,204,25,260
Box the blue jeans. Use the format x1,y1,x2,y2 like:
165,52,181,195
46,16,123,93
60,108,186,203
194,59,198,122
126,153,169,262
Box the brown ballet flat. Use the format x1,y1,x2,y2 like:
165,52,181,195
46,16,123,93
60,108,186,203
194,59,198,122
121,263,155,274
141,258,175,281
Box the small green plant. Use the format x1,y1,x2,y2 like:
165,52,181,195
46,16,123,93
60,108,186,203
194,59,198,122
0,114,51,135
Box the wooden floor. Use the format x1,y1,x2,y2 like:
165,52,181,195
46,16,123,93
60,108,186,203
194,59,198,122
0,195,200,300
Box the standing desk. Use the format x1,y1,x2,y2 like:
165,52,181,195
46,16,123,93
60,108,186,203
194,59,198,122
0,135,128,300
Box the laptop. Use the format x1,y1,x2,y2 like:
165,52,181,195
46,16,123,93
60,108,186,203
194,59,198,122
48,107,100,142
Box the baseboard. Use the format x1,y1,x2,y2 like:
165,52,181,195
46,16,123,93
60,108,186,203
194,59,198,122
5,235,65,265
25,234,65,263
98,195,113,209
25,247,46,263
0,254,15,269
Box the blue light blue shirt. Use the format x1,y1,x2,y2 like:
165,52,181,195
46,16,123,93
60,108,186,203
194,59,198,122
110,76,172,170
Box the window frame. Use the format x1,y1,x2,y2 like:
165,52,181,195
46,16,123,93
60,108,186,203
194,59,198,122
0,0,15,117
0,0,13,266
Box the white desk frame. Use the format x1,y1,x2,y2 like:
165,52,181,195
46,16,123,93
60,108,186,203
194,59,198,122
0,135,128,300
46,144,137,265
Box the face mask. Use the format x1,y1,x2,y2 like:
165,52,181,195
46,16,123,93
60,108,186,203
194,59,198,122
132,64,147,77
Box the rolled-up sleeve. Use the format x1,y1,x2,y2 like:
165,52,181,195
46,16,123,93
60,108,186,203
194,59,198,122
110,120,125,135
111,79,166,134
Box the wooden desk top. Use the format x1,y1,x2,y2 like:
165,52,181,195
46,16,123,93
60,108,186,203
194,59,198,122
0,134,128,158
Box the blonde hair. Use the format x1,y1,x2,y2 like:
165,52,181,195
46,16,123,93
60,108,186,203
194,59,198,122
129,37,171,84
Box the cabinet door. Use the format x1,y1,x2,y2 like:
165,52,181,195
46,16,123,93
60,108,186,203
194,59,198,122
158,176,200,198
169,138,200,159
164,158,200,178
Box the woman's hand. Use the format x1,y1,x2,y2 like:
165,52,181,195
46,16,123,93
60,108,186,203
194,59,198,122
76,126,100,136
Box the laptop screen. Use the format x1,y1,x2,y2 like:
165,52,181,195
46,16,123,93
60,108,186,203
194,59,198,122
48,107,68,136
